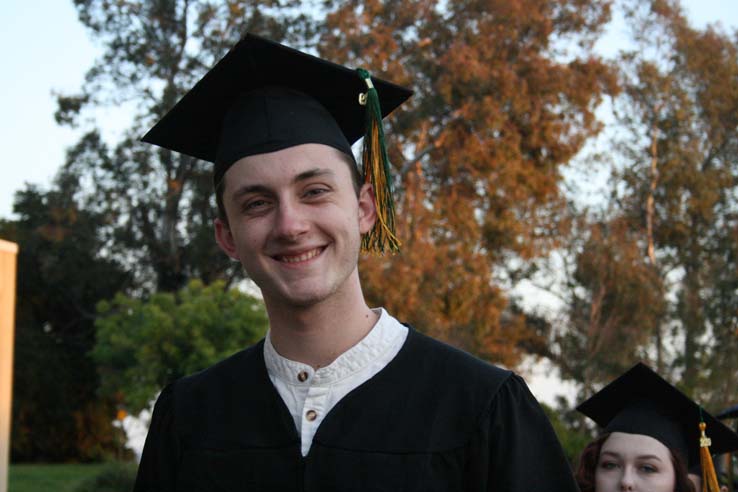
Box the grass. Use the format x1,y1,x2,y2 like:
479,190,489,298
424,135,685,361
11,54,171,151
8,463,119,492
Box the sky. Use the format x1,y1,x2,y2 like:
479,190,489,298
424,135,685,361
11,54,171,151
1,2,97,218
1,1,737,410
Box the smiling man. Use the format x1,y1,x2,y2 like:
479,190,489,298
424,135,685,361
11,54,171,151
133,34,578,492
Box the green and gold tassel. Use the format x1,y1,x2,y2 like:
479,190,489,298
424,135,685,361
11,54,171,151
357,68,401,254
699,420,721,492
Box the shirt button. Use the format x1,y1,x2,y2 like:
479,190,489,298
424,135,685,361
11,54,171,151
297,371,308,382
306,410,317,421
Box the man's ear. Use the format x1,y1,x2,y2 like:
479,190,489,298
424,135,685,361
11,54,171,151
214,218,240,260
358,183,378,234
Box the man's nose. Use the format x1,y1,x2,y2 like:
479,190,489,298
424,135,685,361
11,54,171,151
273,199,310,240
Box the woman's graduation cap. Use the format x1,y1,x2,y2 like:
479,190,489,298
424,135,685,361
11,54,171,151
717,404,738,421
142,33,412,253
577,362,738,491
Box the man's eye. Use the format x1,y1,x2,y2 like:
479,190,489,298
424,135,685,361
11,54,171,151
242,199,270,211
304,187,329,198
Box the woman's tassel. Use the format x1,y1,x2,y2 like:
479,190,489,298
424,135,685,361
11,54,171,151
357,68,401,254
699,421,721,492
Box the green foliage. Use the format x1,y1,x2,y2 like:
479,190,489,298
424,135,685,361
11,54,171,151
610,0,738,401
540,0,738,407
700,226,738,408
8,462,136,492
72,462,137,492
4,174,131,462
93,279,268,412
558,216,666,391
8,463,108,492
541,402,594,466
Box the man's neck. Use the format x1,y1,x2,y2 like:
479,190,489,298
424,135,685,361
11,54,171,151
264,284,379,369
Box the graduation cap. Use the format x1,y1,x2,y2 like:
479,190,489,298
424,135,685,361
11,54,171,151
577,363,738,491
717,404,738,421
142,33,412,253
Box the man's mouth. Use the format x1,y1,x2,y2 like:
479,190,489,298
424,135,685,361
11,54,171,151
276,247,324,264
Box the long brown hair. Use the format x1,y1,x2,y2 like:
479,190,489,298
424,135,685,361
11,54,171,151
575,433,696,492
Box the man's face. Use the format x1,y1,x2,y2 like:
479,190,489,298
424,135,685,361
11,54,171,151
214,143,376,309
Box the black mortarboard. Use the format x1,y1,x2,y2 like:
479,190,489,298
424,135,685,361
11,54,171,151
576,362,738,469
142,33,412,253
717,404,738,421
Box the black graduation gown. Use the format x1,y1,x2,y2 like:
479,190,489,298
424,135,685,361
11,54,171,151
133,327,578,492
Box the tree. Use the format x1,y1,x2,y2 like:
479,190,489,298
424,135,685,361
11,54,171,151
702,224,738,409
611,0,738,398
58,0,324,292
59,0,618,369
554,214,666,394
320,0,618,364
93,279,268,413
2,170,132,462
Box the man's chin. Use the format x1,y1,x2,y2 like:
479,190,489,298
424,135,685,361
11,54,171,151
283,290,334,309
263,285,334,310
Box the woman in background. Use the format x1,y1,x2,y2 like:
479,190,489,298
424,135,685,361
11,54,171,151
574,363,738,492
576,431,694,492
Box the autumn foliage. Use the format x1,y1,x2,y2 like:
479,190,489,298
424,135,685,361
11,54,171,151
320,0,617,364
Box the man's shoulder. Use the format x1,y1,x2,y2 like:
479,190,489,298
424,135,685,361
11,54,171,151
370,326,519,421
155,339,295,445
171,340,267,400
323,326,522,451
403,327,513,390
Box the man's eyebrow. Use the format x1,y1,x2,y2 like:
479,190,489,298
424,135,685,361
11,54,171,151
230,184,272,203
229,168,337,202
293,168,336,183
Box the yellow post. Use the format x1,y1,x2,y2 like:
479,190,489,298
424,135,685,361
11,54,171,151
0,240,18,492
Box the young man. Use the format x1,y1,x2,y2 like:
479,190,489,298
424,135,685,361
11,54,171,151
134,33,578,491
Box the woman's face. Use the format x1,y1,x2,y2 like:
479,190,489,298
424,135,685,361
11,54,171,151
595,432,676,492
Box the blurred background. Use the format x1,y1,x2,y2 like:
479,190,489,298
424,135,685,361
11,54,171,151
2,0,737,490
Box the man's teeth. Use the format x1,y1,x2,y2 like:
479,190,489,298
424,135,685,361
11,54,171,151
280,248,321,263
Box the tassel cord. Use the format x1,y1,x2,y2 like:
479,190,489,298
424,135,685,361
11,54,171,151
357,68,401,254
699,420,721,492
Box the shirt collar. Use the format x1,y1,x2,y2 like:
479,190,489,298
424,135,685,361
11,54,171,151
263,308,404,386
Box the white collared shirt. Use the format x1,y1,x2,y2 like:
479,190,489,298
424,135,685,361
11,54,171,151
263,308,409,456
